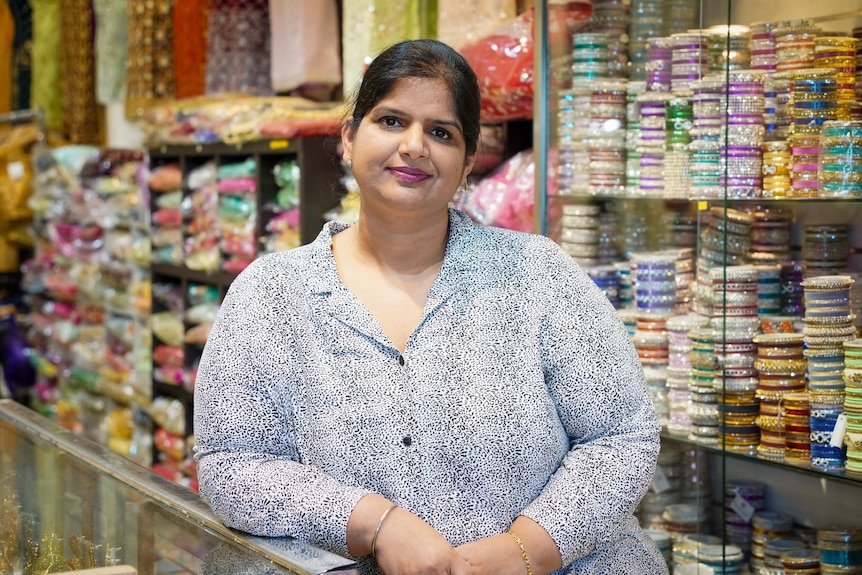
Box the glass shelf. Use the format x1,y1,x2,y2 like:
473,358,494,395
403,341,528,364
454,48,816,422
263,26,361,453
661,432,862,488
549,194,862,203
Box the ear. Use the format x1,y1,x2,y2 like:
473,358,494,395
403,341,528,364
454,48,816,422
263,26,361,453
461,152,477,186
341,118,355,164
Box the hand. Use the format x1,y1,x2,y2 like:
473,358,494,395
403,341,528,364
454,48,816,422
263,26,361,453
374,507,473,575
456,533,528,575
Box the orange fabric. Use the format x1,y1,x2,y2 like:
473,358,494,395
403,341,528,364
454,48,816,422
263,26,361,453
173,0,208,98
0,1,13,114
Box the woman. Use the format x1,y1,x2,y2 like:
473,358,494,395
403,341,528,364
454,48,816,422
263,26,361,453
194,39,666,575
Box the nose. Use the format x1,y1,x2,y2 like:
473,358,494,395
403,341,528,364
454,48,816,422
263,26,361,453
399,124,428,158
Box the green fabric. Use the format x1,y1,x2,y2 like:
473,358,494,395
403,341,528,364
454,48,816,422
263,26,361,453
30,0,62,131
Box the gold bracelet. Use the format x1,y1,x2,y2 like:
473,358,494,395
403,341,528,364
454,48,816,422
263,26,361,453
370,504,398,557
508,531,533,575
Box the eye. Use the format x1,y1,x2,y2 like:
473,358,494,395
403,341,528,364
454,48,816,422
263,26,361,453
430,127,451,140
380,116,402,128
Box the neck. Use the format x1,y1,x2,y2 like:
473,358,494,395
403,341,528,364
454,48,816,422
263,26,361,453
348,209,450,275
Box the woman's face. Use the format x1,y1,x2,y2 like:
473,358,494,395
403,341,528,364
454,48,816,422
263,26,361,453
342,77,475,218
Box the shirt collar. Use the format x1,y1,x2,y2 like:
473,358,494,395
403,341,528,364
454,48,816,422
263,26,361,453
306,208,480,298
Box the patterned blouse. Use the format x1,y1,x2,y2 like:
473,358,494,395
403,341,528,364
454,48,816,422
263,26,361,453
194,209,667,575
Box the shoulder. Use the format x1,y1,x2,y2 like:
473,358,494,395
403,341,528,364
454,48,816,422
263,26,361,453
451,209,571,269
225,243,318,300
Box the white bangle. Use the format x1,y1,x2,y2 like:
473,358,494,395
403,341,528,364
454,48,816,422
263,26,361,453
370,504,398,556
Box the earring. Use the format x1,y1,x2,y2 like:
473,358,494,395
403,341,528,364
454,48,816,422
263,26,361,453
346,156,352,168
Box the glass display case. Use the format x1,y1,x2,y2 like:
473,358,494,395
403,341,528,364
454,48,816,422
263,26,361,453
534,1,862,572
0,400,358,575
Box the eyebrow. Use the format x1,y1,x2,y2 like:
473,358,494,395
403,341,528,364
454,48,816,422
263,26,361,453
375,106,463,132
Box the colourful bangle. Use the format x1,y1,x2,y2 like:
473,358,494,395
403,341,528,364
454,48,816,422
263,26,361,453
509,531,533,575
370,504,398,557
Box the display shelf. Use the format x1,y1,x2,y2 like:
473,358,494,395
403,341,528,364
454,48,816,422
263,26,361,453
146,137,345,487
549,194,862,204
534,0,862,555
662,432,862,488
151,263,236,288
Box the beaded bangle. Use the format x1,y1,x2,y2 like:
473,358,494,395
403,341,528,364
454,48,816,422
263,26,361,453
509,531,533,575
370,504,398,557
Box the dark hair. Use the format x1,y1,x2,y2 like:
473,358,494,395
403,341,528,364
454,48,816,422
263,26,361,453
347,39,481,158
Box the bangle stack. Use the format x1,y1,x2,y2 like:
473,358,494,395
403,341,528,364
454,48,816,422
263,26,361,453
370,504,398,557
509,531,533,575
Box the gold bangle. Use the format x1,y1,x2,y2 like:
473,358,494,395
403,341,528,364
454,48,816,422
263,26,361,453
509,531,533,575
370,504,398,557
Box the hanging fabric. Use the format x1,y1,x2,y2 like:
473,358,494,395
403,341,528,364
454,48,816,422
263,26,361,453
341,0,427,94
205,0,272,96
125,0,175,118
437,0,516,49
268,0,341,94
60,0,102,143
0,1,12,115
30,0,63,131
9,0,33,112
173,0,209,99
93,0,129,104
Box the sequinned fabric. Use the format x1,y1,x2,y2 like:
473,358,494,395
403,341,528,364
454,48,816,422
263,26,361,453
205,0,272,95
437,0,516,48
9,0,33,112
30,0,62,130
194,209,666,575
60,0,102,144
125,0,175,118
94,0,128,104
172,0,208,99
341,0,424,93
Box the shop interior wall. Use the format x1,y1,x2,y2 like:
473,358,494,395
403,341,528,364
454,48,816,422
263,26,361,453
697,0,862,531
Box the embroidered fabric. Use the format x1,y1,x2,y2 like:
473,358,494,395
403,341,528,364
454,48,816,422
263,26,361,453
205,0,272,96
125,0,175,118
437,0,516,49
60,0,102,143
341,0,425,93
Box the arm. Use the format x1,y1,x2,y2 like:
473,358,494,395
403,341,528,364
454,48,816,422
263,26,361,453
457,240,658,573
193,261,370,556
522,245,660,566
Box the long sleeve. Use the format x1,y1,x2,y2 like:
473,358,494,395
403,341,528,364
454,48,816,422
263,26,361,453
522,243,661,567
193,257,371,557
194,212,665,574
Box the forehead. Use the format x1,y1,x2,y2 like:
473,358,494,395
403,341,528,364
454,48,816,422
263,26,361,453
372,77,458,120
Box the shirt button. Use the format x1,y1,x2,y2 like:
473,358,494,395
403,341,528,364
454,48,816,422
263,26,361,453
398,354,405,366
402,435,412,446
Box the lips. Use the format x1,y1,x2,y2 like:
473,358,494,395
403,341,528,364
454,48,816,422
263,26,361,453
389,166,431,183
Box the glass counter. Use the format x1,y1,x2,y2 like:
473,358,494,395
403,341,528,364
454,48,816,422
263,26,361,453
0,400,358,575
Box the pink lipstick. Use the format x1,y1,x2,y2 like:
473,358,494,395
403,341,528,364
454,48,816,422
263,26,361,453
389,167,430,183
